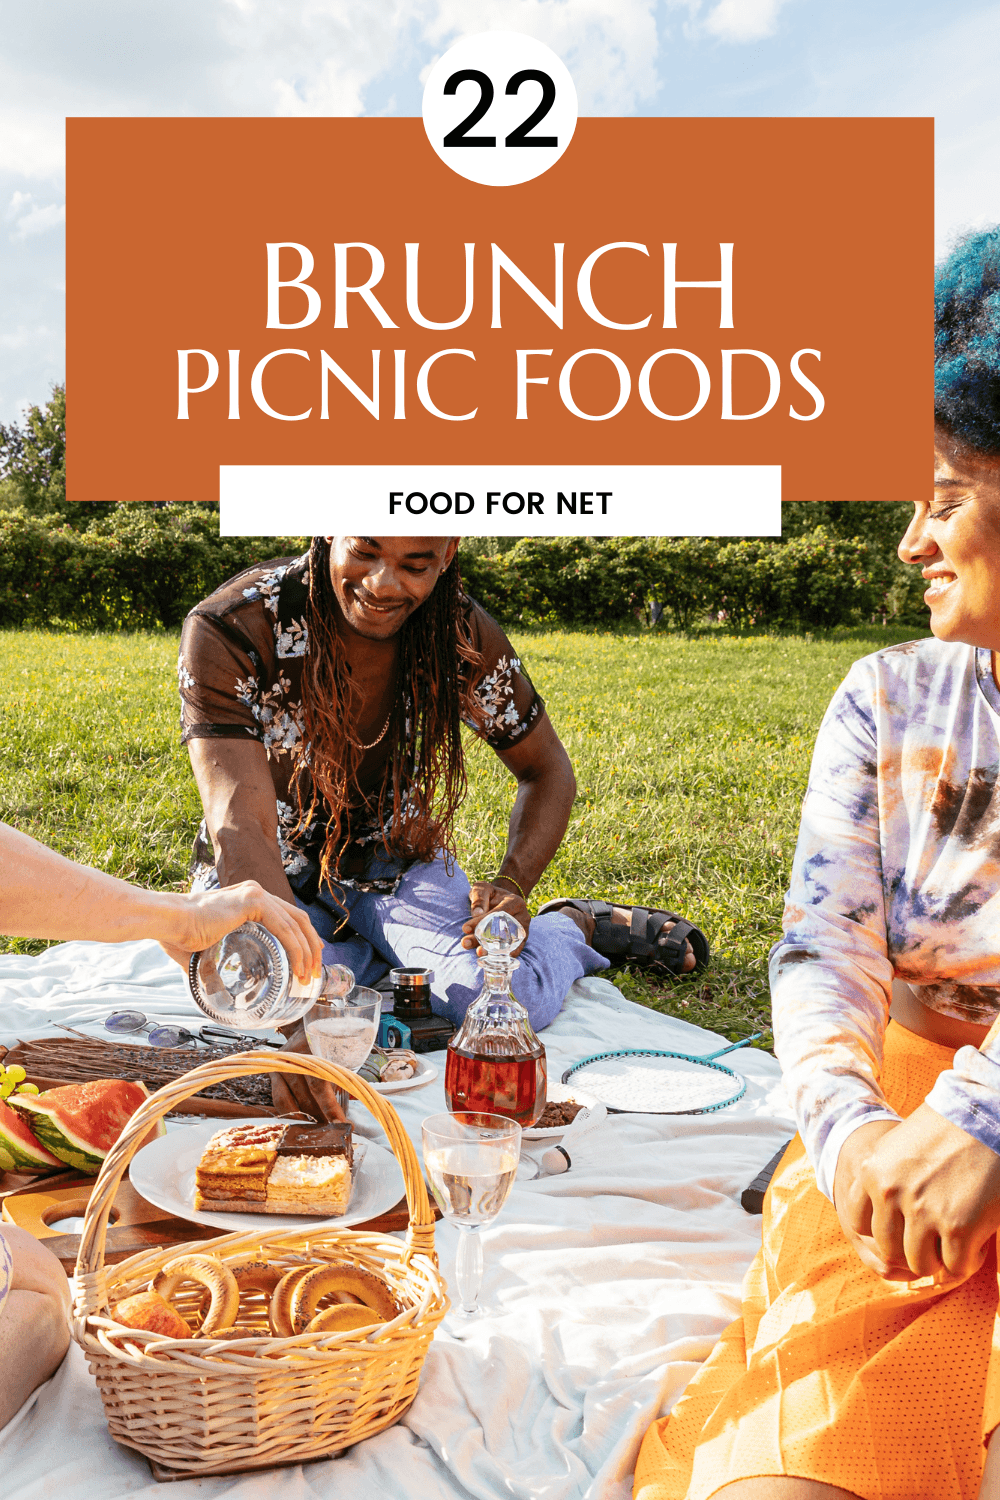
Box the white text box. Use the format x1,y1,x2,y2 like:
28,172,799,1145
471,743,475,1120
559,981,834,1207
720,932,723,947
220,465,781,536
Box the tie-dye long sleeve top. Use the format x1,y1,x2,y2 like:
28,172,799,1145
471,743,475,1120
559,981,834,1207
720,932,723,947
769,638,1000,1202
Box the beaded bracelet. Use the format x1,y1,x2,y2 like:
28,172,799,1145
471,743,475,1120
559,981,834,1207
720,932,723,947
491,872,528,904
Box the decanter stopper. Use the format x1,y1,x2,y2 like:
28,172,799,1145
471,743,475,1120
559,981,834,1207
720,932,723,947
475,910,525,971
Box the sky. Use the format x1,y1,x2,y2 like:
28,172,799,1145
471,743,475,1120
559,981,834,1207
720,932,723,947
0,0,999,423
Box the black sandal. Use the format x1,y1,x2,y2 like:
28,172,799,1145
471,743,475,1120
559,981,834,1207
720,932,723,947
537,899,710,978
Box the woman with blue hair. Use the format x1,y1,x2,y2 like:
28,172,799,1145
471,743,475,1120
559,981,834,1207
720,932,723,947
635,229,1000,1500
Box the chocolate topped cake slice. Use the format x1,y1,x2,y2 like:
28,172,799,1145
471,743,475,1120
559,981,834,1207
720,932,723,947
275,1122,353,1167
193,1119,355,1217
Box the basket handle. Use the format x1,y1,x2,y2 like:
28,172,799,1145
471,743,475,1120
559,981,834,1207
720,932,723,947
73,1052,436,1307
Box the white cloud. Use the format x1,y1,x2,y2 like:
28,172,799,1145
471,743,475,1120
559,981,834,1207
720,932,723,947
6,192,65,240
702,0,791,43
665,0,795,45
220,0,661,119
420,1,659,114
0,107,66,179
5,191,31,220
218,0,419,116
0,1,661,169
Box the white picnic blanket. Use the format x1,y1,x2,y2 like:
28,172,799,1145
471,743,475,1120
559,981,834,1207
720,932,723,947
0,940,796,1500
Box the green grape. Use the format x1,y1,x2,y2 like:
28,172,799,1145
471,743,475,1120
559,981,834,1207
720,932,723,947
0,1064,30,1101
15,1083,39,1095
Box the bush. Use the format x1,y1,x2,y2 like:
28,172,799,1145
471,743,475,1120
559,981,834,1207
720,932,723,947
0,508,900,634
709,533,895,629
0,506,307,629
461,532,894,631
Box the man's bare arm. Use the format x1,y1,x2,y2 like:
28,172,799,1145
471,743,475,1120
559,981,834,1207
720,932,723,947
493,713,576,895
461,713,576,948
187,738,296,902
188,740,350,1120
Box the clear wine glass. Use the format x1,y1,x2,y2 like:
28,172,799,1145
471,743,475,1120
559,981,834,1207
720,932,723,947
305,986,382,1073
422,1111,521,1320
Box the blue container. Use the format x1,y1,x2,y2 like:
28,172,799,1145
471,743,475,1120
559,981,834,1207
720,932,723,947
378,1013,412,1050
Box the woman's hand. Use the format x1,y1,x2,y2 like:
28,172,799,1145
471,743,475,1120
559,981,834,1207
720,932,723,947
461,881,530,955
834,1104,1000,1282
160,880,323,985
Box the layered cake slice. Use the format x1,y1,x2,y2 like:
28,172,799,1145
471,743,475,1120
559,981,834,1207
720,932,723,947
194,1121,354,1216
194,1122,285,1205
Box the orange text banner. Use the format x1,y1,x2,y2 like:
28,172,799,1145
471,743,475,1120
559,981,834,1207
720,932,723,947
66,116,932,506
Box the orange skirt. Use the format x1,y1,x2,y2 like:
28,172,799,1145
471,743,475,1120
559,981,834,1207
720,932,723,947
634,1022,1000,1500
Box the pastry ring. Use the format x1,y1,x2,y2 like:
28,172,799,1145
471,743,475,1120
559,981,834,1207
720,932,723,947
151,1254,241,1335
307,1304,387,1335
230,1260,286,1301
290,1264,400,1334
196,1260,286,1328
269,1265,316,1337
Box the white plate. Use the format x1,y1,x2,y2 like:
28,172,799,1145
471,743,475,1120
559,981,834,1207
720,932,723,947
369,1056,439,1095
130,1118,403,1233
523,1081,603,1140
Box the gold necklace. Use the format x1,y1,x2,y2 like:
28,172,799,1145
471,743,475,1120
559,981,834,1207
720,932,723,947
359,711,392,751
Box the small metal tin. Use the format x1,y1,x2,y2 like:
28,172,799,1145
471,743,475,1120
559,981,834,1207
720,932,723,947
389,966,435,987
387,966,453,1052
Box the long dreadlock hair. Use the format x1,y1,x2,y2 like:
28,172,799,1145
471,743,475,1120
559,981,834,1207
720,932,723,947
294,536,484,893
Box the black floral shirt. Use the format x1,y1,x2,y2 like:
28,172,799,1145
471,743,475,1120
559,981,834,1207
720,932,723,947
178,552,543,897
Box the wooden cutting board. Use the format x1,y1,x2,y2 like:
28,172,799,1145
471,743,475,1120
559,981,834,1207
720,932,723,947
2,1037,278,1118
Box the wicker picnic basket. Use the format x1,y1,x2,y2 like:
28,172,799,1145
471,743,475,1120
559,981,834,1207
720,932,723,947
71,1052,449,1480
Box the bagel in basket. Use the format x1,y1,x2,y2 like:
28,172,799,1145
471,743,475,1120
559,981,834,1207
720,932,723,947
290,1264,401,1334
151,1254,240,1335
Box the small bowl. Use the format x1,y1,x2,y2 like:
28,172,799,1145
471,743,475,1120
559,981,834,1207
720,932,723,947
523,1081,603,1140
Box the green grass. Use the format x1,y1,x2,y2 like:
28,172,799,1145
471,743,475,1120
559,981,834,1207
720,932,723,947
0,623,928,1046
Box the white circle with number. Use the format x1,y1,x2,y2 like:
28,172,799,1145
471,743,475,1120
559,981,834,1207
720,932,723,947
422,31,578,187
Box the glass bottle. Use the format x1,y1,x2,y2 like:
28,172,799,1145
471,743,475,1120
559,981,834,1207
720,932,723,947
188,921,354,1030
444,911,547,1128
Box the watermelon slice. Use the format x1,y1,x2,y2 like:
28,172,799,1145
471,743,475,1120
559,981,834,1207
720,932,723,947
0,1098,62,1174
9,1079,161,1175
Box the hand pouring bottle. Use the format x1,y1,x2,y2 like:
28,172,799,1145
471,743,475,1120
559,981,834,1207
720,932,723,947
444,910,547,1127
188,922,354,1030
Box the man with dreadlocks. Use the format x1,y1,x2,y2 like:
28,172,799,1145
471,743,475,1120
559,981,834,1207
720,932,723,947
178,537,707,1076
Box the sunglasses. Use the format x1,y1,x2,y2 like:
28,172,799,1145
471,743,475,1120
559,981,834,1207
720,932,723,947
103,1011,284,1050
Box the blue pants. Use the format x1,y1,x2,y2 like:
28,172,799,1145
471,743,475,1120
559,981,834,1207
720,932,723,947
298,855,609,1031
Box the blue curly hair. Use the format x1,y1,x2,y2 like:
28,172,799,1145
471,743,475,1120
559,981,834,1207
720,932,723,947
936,228,1000,455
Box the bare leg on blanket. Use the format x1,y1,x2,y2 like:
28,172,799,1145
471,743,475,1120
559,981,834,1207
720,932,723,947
0,1227,71,1427
980,1432,1000,1499
708,1446,1000,1499
713,1482,862,1498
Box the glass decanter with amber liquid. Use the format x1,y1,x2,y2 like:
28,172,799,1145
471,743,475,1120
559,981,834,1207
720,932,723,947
444,911,547,1128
